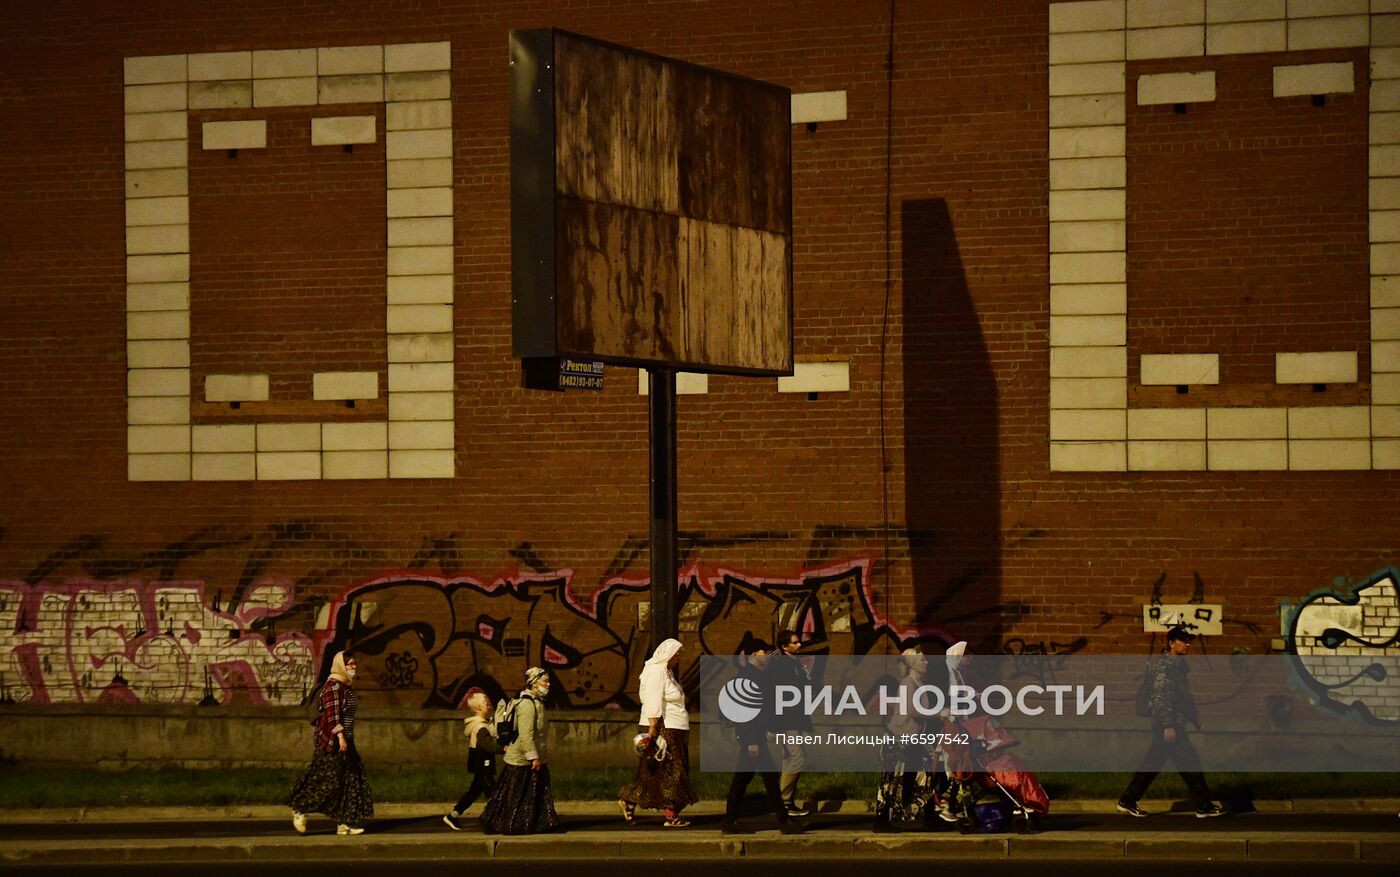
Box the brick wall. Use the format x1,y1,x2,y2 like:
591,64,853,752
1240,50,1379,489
0,0,1396,713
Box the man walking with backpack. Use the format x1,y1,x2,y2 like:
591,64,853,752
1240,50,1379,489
1117,625,1225,819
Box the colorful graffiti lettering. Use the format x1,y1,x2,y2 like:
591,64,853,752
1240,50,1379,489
1286,568,1400,724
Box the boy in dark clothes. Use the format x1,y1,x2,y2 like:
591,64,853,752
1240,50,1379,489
444,687,499,830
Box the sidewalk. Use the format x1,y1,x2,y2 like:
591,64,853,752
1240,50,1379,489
1,800,1397,866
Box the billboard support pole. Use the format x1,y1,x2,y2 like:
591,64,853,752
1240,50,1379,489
648,367,679,651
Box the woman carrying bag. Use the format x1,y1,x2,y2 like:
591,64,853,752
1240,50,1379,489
617,638,698,827
289,651,374,836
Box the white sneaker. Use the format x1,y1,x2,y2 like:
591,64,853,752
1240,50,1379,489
291,811,306,834
443,813,462,831
337,824,365,836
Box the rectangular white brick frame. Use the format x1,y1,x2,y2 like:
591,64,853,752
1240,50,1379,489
1047,5,1389,470
126,42,454,481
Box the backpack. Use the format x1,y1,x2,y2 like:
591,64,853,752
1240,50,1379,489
304,679,326,726
1134,666,1153,718
493,694,534,746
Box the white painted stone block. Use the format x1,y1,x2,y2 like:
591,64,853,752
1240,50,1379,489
126,196,189,227
1208,439,1287,469
387,187,453,217
1050,346,1127,377
253,49,316,79
1129,440,1207,470
389,391,454,421
386,72,451,102
1049,126,1127,159
1206,0,1284,24
1288,405,1370,439
125,83,187,113
387,100,453,131
1207,20,1286,54
390,449,455,478
387,245,454,276
1138,71,1216,105
387,303,454,334
127,254,189,283
388,362,454,393
189,51,252,82
1373,340,1400,372
204,373,269,402
1376,210,1400,246
128,425,191,454
385,41,451,72
1287,0,1365,18
1049,189,1126,221
1128,26,1205,59
1050,283,1127,315
1129,407,1206,440
1374,81,1400,113
125,55,187,85
1274,62,1354,97
1289,439,1370,469
1051,31,1127,64
387,274,454,304
320,45,384,76
126,224,190,256
128,368,189,398
1371,439,1400,469
638,371,709,395
1050,377,1127,408
777,361,850,394
1050,94,1126,128
1049,62,1126,97
388,217,453,247
202,120,267,150
323,422,389,451
192,424,256,453
1371,404,1400,437
323,450,388,480
1128,0,1204,28
386,129,453,160
1050,314,1128,346
1375,276,1400,308
389,420,455,450
1287,16,1368,51
319,74,384,104
791,90,847,123
311,115,377,146
1140,353,1220,385
1376,372,1400,404
125,110,186,142
1374,15,1400,48
257,451,321,480
387,158,454,189
254,78,318,107
1207,407,1286,439
313,371,380,400
129,453,191,482
257,423,322,452
1050,251,1126,285
189,81,253,109
127,282,189,312
1275,351,1357,384
1374,48,1400,82
128,396,190,425
1050,158,1127,191
1050,409,1127,441
1050,1,1127,33
1376,307,1400,342
127,340,189,369
125,169,188,199
127,310,189,340
1050,441,1127,471
125,140,187,170
1371,113,1400,147
1050,219,1126,252
192,453,257,481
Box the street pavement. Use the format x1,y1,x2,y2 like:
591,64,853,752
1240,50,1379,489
1,799,1397,871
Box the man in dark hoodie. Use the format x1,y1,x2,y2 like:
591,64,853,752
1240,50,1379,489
722,639,803,835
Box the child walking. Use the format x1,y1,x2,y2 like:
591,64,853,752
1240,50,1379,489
444,688,498,830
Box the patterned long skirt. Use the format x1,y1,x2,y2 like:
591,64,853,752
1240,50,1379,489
618,728,699,812
875,741,936,823
289,747,374,827
480,763,559,835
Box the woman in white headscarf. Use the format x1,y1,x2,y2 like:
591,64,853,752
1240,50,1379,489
617,638,698,827
874,647,936,830
289,651,374,836
481,667,559,834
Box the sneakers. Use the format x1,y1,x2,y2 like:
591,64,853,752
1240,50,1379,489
291,811,306,834
336,824,365,836
1195,803,1226,819
443,812,461,831
721,821,754,835
783,801,810,818
1116,801,1148,818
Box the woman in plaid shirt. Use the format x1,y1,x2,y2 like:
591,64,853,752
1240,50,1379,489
289,651,375,835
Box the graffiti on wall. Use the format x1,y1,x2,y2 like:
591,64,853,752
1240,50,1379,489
1285,568,1400,723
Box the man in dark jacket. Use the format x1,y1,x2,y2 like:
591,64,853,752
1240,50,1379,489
723,640,802,834
768,630,811,816
1117,626,1225,818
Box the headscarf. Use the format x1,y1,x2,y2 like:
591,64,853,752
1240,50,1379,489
945,641,967,687
524,666,549,694
639,638,683,691
328,651,353,685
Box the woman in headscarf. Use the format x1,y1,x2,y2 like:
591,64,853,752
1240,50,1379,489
480,667,559,834
617,637,698,827
289,651,374,836
874,647,935,831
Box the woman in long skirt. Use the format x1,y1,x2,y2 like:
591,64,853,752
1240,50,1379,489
289,651,374,835
480,666,559,834
618,638,698,827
